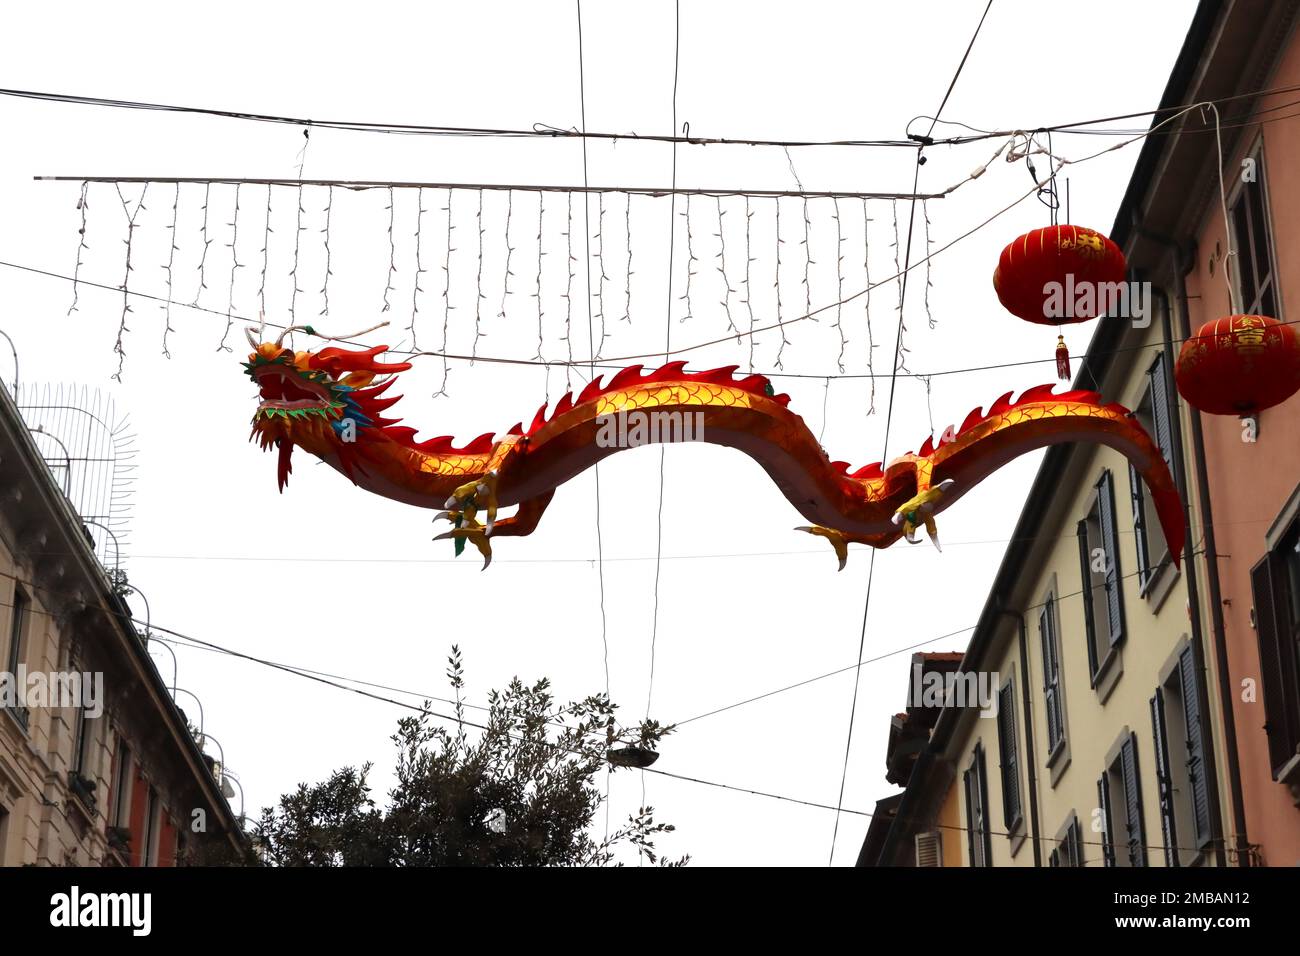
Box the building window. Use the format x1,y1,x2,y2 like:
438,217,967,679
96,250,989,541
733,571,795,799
1150,688,1180,867
1077,470,1126,682
109,740,133,829
73,707,95,778
1229,145,1279,318
3,586,30,730
0,804,9,864
1250,519,1300,782
995,680,1022,832
142,789,160,867
964,743,992,867
1098,733,1147,867
1155,645,1214,862
1130,354,1175,588
1049,815,1084,867
1039,596,1066,760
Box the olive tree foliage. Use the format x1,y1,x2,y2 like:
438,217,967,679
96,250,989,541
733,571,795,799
255,647,686,867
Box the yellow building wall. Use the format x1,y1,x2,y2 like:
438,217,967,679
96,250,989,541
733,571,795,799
935,774,963,867
951,316,1229,866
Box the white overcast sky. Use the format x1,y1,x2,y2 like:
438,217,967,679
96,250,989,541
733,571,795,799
0,0,1196,865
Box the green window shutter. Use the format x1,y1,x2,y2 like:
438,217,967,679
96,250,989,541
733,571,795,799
1120,733,1147,867
1177,645,1213,850
1150,690,1179,867
1097,471,1126,648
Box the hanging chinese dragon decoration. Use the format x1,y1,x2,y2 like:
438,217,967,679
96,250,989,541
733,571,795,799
242,327,1185,571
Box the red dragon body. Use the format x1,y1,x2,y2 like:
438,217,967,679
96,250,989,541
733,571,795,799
244,336,1184,569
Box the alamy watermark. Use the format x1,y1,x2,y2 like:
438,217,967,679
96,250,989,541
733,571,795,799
595,410,705,448
909,663,1001,718
0,667,104,718
1041,275,1152,327
50,887,151,936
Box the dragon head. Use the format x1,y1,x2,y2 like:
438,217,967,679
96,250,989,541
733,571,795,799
243,327,412,490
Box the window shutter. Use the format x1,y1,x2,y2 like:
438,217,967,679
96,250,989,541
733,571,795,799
1044,686,1060,755
1077,518,1099,674
1097,471,1126,648
1040,604,1062,754
1250,554,1300,776
1120,734,1147,867
1097,775,1116,867
1130,462,1150,586
1070,817,1085,867
1148,354,1174,466
1177,645,1213,850
976,746,992,866
1150,690,1179,867
964,765,979,866
1039,602,1056,684
997,682,1021,827
914,831,943,867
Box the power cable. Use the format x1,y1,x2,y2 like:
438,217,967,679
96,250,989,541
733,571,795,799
11,253,1297,386
0,85,916,148
830,0,994,866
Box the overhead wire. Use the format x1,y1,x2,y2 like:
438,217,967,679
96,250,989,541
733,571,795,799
647,0,682,769
21,79,1276,380
13,252,1299,387
12,78,1300,148
830,0,995,867
0,85,917,148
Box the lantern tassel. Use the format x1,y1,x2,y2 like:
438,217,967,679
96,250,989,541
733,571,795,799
1050,335,1071,382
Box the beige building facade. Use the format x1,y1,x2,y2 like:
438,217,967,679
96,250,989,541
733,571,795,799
1,379,243,866
859,0,1289,867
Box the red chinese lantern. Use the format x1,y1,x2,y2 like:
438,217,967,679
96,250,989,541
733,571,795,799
993,224,1127,380
1175,314,1300,415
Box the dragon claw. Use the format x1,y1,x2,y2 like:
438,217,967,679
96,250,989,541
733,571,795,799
434,523,493,568
437,473,503,567
893,479,954,553
796,525,849,571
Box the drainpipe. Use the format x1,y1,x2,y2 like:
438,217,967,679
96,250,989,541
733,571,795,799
1165,247,1252,866
996,606,1042,866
